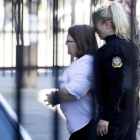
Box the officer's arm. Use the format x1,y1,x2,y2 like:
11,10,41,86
100,53,126,121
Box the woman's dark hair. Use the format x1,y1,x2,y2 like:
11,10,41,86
68,25,98,58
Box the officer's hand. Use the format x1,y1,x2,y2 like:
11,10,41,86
97,119,109,136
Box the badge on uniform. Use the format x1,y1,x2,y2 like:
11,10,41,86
112,57,122,68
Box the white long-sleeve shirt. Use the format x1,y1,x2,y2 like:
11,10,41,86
59,54,97,134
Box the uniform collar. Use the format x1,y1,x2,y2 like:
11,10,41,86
100,34,119,51
105,34,118,43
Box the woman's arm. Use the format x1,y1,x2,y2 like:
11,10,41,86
58,87,77,102
44,87,76,107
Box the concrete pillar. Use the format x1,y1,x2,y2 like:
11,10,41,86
22,45,37,87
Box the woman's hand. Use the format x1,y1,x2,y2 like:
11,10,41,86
96,119,109,136
44,91,54,107
44,91,60,107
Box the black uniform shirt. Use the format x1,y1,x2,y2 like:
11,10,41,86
94,34,140,122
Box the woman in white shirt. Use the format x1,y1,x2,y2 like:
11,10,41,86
44,25,98,140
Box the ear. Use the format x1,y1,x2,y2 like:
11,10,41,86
105,20,111,29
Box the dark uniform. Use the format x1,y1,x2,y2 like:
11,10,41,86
94,34,140,140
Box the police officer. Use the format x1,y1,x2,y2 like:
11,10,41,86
92,1,140,140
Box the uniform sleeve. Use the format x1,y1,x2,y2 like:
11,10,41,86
100,53,127,121
65,58,93,100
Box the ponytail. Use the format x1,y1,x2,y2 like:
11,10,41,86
109,1,130,40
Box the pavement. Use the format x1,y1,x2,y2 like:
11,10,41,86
0,70,70,140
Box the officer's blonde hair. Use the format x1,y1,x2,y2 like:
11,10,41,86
93,1,130,41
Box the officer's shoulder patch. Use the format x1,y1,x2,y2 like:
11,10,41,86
112,56,122,68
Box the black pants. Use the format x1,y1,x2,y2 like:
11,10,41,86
96,108,137,140
69,119,96,140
